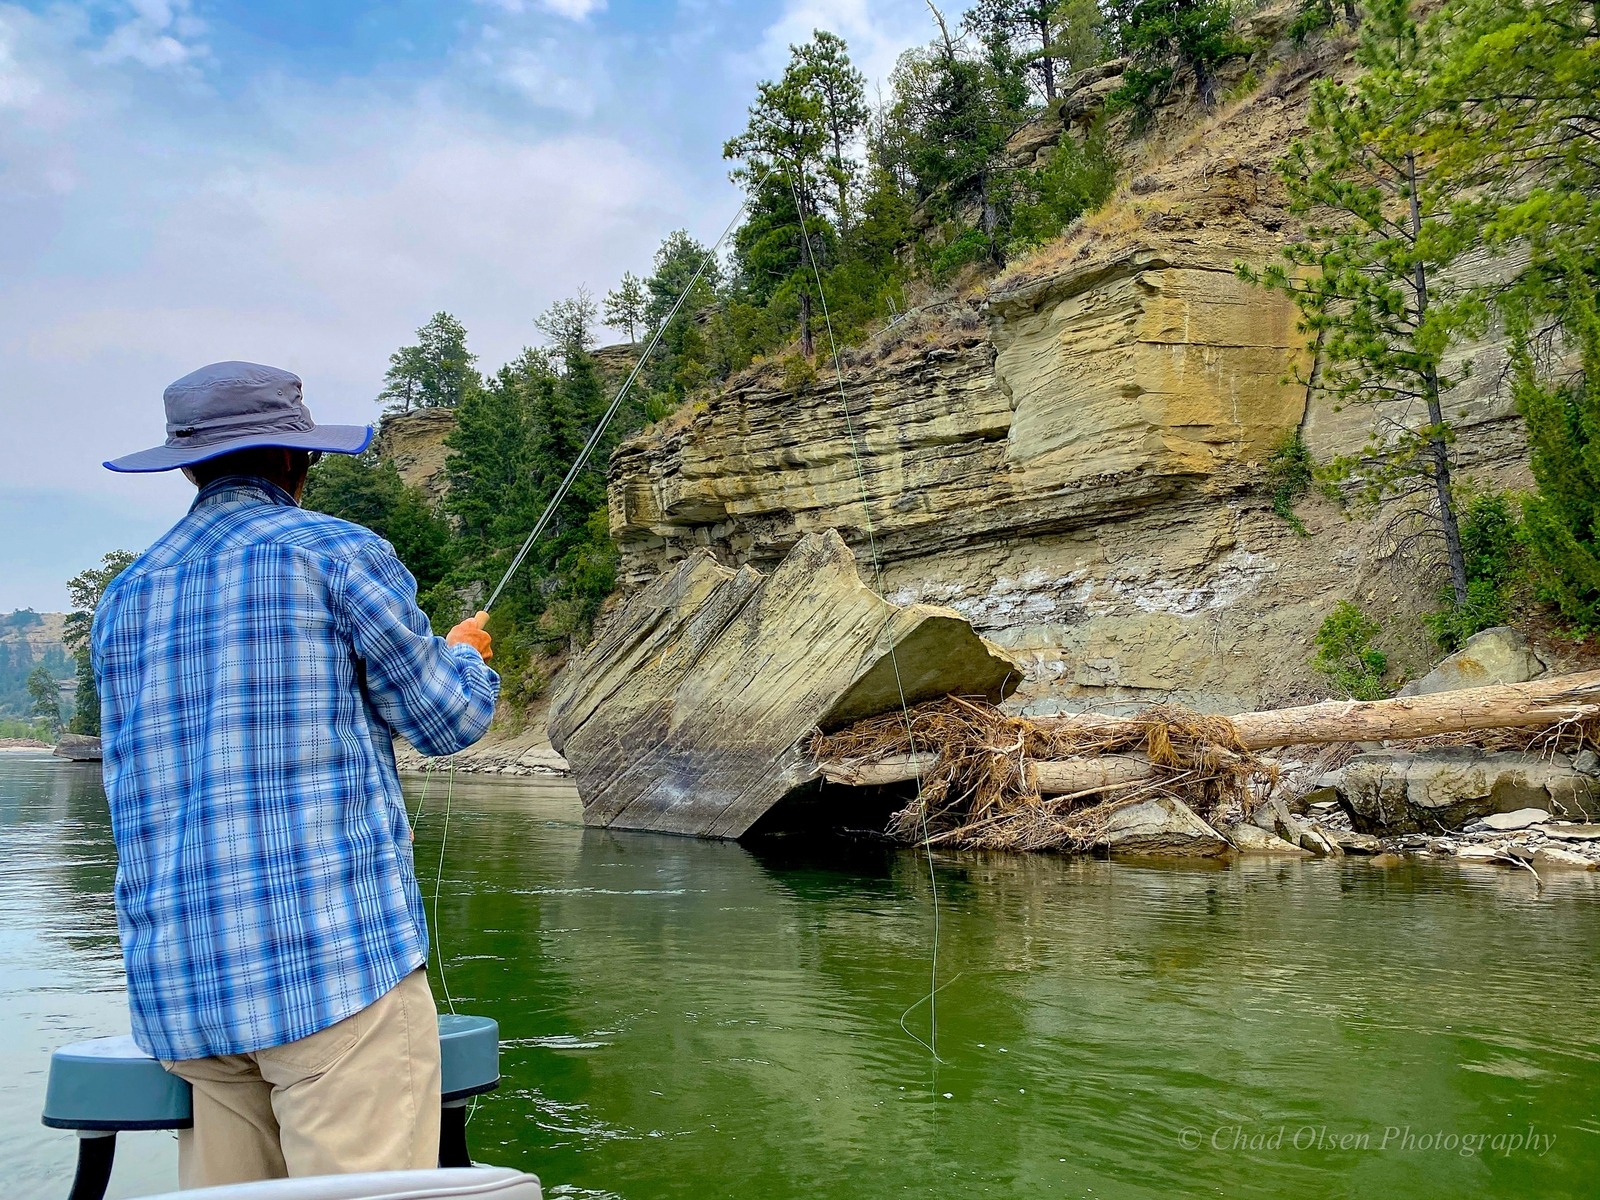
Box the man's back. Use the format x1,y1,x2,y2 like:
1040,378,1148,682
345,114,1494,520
94,476,498,1061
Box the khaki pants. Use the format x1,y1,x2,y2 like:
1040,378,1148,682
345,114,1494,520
163,969,441,1189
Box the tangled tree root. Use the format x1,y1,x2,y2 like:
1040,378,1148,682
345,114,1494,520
811,695,1278,853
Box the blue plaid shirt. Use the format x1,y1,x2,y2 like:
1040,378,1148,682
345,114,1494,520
93,477,499,1061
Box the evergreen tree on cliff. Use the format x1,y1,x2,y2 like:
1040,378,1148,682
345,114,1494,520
643,230,721,396
378,312,481,412
1241,0,1484,609
302,454,452,615
1113,0,1241,110
963,0,1105,100
794,31,869,234
725,42,830,357
1432,0,1600,624
603,272,648,344
881,4,1029,264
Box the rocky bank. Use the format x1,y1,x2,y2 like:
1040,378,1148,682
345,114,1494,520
389,16,1593,856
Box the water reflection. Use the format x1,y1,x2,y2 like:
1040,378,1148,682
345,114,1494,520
2,758,1597,1200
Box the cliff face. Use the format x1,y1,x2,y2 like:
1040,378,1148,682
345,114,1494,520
373,407,456,502
608,43,1529,715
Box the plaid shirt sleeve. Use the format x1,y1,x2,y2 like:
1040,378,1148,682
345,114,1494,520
338,540,500,757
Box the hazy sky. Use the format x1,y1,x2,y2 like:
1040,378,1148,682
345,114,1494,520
0,0,939,611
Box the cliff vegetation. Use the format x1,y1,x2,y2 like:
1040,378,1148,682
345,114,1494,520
304,0,1600,721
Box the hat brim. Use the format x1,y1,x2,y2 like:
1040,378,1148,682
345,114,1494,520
104,424,374,473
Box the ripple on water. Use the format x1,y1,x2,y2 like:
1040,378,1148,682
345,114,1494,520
3,758,1599,1200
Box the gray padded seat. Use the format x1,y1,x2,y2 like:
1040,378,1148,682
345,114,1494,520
137,1167,541,1200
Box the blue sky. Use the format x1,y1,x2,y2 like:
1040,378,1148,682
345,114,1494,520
0,0,940,611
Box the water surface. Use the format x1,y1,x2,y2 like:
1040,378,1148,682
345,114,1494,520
3,752,1597,1198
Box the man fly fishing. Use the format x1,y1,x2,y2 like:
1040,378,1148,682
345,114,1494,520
92,361,499,1187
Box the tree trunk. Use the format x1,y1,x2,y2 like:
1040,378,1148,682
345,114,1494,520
1406,150,1470,606
817,671,1600,789
1039,14,1057,101
1037,670,1600,749
831,124,851,235
819,753,1155,793
979,171,1003,267
1193,57,1217,107
1426,367,1470,605
1343,0,1360,27
799,290,814,360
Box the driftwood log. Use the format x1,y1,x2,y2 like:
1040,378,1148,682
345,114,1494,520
817,671,1600,792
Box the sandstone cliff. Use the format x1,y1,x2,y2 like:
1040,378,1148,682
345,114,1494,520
605,31,1532,716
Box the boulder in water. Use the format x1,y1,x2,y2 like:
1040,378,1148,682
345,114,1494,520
52,734,102,762
549,530,1021,838
1092,797,1229,857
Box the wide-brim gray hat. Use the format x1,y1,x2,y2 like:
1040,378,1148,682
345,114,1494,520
105,360,373,473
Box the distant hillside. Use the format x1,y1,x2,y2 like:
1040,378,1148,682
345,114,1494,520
0,611,73,720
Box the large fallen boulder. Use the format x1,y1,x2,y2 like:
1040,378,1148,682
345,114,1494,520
52,734,102,762
548,530,1021,838
1397,627,1545,697
1337,749,1599,835
1092,797,1229,857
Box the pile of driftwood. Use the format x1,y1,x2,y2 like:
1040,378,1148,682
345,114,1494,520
812,672,1600,853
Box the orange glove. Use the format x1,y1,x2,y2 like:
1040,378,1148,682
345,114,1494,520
446,610,493,661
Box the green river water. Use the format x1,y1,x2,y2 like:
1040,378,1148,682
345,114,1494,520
2,750,1598,1198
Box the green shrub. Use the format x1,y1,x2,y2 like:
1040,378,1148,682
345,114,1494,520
1008,129,1119,251
1225,66,1261,102
1312,600,1388,700
1515,268,1600,629
0,717,51,741
930,227,992,282
1287,0,1335,47
1265,430,1315,535
1422,490,1522,649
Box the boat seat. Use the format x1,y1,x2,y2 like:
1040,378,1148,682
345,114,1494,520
138,1167,541,1200
42,1015,501,1200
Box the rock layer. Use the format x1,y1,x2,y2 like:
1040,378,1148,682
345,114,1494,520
548,531,1021,838
605,62,1536,716
1338,749,1600,835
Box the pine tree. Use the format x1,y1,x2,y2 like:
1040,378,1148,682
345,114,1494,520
1112,0,1241,110
643,231,721,397
1513,267,1600,627
62,550,136,737
883,4,1030,263
794,31,869,233
725,48,830,358
301,453,452,609
534,289,598,356
377,312,481,412
603,272,648,343
963,0,1105,100
27,664,62,738
1240,0,1483,605
1419,0,1600,624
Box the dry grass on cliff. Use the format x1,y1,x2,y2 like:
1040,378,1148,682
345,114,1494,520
812,695,1274,853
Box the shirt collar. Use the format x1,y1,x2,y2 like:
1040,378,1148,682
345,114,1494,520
191,475,301,512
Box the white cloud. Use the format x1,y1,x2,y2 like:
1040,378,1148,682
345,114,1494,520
92,0,206,70
494,41,606,115
744,0,933,92
475,0,607,18
536,0,606,19
0,4,719,586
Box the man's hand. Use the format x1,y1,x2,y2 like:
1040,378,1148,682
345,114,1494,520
446,611,493,661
